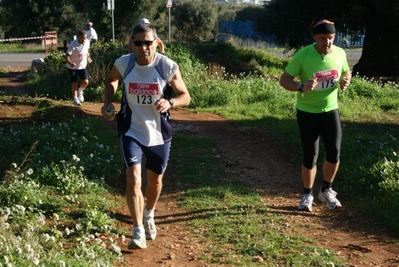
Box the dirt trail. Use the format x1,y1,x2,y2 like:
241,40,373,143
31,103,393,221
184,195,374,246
82,104,399,267
1,68,399,266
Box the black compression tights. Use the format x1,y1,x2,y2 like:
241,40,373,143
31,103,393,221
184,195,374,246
296,109,342,169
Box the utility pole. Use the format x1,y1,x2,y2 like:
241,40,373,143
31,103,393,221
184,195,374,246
166,0,172,43
107,0,115,42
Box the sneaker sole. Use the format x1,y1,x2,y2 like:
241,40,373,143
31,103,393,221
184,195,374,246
298,206,312,212
144,216,156,240
127,240,147,249
318,197,342,209
145,233,156,240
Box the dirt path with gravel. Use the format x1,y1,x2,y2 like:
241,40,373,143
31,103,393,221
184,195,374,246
1,67,399,267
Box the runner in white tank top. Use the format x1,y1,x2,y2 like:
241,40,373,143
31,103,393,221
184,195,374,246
101,23,190,250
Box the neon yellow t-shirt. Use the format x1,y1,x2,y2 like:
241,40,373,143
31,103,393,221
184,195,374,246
285,44,349,113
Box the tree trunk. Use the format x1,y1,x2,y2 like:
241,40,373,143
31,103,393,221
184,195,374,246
352,9,399,78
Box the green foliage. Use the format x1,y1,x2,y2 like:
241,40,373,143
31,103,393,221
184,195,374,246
0,178,43,207
173,0,218,41
235,4,264,21
0,0,168,45
0,0,80,42
44,50,66,70
0,42,44,53
371,156,399,194
28,42,126,101
87,41,126,89
0,98,124,265
3,42,399,265
27,50,69,99
173,133,346,266
255,0,399,77
81,205,116,234
113,0,168,41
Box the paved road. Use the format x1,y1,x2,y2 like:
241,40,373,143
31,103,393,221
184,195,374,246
0,53,46,67
345,50,362,65
0,50,362,68
267,49,362,66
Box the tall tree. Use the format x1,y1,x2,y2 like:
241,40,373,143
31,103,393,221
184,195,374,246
0,0,79,42
255,0,399,78
173,0,218,41
0,0,168,44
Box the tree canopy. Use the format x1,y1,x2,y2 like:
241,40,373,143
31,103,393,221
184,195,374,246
172,0,218,41
0,0,169,43
255,0,399,78
0,0,223,44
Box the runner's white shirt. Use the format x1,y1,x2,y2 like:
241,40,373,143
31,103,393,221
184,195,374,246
114,53,178,146
66,39,90,70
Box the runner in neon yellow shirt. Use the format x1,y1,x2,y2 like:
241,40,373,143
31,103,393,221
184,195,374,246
279,19,351,212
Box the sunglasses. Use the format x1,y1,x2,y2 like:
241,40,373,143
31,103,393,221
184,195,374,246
133,40,155,47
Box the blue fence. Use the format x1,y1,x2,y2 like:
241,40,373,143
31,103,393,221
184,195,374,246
219,20,262,39
219,20,364,46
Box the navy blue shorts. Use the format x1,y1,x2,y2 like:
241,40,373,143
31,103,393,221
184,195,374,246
68,68,88,83
120,135,171,174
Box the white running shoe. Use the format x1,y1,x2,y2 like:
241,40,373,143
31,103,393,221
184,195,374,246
127,229,147,249
298,193,314,211
144,216,157,240
318,187,342,209
77,89,84,102
73,99,81,106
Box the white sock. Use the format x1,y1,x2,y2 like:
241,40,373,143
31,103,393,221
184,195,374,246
78,87,83,94
133,226,144,233
143,207,154,218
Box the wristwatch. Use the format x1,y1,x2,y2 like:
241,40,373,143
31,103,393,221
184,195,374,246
168,99,174,106
296,83,304,92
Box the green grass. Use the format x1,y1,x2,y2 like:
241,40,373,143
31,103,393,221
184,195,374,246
0,96,125,266
2,41,399,266
0,42,44,53
172,134,345,266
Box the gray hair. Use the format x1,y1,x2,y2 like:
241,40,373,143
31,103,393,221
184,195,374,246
78,30,87,37
131,23,158,40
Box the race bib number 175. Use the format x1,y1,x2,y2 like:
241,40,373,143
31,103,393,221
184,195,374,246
313,69,339,90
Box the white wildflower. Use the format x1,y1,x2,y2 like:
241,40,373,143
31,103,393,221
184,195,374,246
72,154,80,162
53,213,60,221
111,243,122,255
15,205,26,213
27,168,33,175
44,233,50,242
